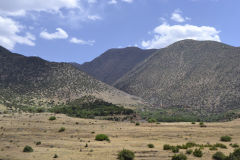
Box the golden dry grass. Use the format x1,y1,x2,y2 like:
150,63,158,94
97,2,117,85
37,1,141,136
0,113,240,160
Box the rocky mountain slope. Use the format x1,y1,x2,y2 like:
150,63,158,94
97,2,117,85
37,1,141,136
114,40,240,114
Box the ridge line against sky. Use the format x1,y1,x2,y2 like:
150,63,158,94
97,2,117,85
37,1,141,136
0,0,239,63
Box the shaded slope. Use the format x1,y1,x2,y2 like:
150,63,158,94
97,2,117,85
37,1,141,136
0,46,145,109
114,40,240,113
74,47,157,85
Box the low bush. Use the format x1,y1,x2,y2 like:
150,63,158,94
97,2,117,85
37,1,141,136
58,127,65,132
172,153,187,160
49,116,56,121
53,154,58,158
95,134,110,142
35,141,41,145
135,122,140,126
230,143,239,148
215,143,227,149
193,148,203,157
220,136,232,142
147,144,154,148
209,146,218,150
163,144,172,150
172,146,179,153
23,145,33,152
117,149,135,160
186,149,193,154
199,122,207,127
212,152,226,160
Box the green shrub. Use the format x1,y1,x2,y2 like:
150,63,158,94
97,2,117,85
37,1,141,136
147,144,154,148
148,118,157,123
23,145,33,152
212,152,226,160
163,144,172,150
172,146,179,153
186,149,193,154
117,149,135,160
191,122,196,124
230,143,239,148
172,153,187,160
49,116,56,121
85,143,88,148
95,134,110,142
135,122,140,126
220,136,232,142
193,148,203,157
185,142,196,148
58,127,65,132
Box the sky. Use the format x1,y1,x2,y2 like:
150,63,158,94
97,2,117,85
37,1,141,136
0,0,239,64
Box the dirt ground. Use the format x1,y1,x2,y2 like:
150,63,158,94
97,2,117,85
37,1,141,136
0,113,239,160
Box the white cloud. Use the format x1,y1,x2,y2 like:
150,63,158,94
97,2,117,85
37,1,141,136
88,15,101,20
40,28,68,40
0,0,79,16
171,9,190,23
108,0,117,4
88,0,97,4
0,16,35,50
142,23,221,49
122,0,133,3
70,37,95,46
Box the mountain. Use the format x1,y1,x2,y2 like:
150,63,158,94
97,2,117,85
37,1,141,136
0,46,145,110
73,47,157,85
114,40,240,115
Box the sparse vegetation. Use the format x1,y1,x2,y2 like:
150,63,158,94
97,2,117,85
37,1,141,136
230,143,239,148
117,149,135,160
220,136,232,142
193,148,203,157
23,145,33,152
171,146,179,153
95,134,110,142
163,144,172,150
35,141,41,145
53,154,58,158
135,122,140,126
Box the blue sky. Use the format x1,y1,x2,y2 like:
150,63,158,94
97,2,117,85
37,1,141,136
0,0,239,63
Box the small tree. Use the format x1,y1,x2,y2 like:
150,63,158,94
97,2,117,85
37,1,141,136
49,116,56,121
147,144,154,148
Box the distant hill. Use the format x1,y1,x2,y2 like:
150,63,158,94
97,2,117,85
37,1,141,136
73,47,157,85
0,46,146,110
114,40,240,116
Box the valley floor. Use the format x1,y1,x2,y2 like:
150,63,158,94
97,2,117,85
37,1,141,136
0,113,239,160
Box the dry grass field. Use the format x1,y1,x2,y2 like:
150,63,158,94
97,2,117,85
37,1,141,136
0,113,240,160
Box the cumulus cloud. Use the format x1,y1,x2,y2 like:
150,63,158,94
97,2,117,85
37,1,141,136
0,0,78,16
70,37,95,45
142,23,221,49
40,28,68,40
0,16,35,50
